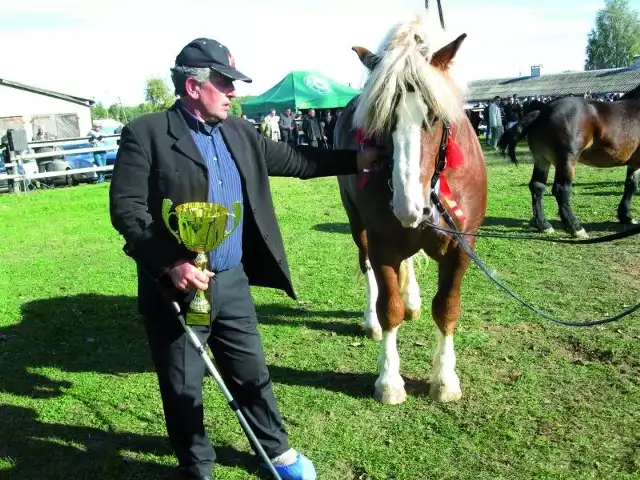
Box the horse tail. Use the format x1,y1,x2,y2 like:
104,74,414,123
497,110,543,165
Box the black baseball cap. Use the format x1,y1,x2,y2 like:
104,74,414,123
175,38,252,83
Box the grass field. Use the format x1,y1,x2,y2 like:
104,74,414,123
0,145,639,480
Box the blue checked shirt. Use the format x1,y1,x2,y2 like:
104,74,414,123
178,102,244,272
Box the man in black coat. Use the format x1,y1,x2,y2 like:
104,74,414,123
109,38,382,480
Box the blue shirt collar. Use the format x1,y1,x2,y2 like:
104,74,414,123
177,99,222,135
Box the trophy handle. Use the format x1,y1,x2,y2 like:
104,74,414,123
161,198,182,244
224,202,243,238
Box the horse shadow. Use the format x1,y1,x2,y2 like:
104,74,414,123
256,303,362,337
268,366,430,399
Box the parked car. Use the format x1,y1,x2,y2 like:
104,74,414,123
61,123,121,184
0,124,122,191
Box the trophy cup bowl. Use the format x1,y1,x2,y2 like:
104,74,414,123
162,199,242,326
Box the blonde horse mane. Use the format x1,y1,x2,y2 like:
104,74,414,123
353,11,467,138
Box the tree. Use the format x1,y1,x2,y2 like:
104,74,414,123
585,0,640,70
230,98,243,117
144,77,175,112
108,103,123,122
91,102,108,120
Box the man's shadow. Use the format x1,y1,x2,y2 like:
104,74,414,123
0,294,259,478
1,294,154,399
0,404,257,479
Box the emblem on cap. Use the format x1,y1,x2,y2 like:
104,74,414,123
228,52,236,68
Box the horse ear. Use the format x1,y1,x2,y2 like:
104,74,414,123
352,46,381,70
430,33,467,70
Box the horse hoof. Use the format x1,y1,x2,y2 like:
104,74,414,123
542,227,555,234
404,308,421,320
374,385,407,405
573,229,589,239
428,383,462,403
631,219,638,225
364,326,383,341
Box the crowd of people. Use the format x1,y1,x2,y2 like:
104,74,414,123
250,107,342,148
468,90,627,148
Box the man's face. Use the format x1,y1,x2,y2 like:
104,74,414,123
309,109,315,117
186,72,236,122
285,108,291,116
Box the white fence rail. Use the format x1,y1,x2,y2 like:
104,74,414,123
1,134,121,186
0,165,113,181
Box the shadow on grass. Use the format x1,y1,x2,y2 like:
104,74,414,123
311,222,351,234
256,303,362,337
2,294,370,477
0,295,364,399
269,367,431,399
481,216,625,234
0,294,265,477
0,404,259,479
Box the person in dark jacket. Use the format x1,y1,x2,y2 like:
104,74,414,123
109,37,382,480
301,109,322,147
278,107,295,146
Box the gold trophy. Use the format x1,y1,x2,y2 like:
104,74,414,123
162,199,242,326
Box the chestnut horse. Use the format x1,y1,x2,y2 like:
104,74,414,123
334,13,487,404
499,83,640,238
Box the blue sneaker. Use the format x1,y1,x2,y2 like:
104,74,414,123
263,452,316,480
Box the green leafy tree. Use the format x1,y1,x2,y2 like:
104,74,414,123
108,103,122,121
585,0,640,70
230,98,243,117
91,102,108,120
144,77,175,111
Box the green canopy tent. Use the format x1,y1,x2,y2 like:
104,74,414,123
240,70,361,118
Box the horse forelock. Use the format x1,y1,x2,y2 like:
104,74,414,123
353,12,467,139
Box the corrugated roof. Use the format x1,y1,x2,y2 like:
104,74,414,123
466,66,640,102
0,78,95,106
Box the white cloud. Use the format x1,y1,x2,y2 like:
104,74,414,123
0,0,616,107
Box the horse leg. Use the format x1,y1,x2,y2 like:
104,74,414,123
617,164,640,225
528,160,554,233
340,186,382,340
428,246,470,403
399,254,422,320
362,238,383,341
551,156,587,238
370,256,407,405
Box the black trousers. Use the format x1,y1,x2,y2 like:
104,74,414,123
143,265,290,478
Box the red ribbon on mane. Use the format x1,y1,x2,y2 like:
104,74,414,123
356,124,466,222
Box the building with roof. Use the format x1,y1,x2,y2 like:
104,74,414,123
465,56,640,104
0,78,95,140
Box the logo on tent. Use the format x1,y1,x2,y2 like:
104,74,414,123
303,75,333,95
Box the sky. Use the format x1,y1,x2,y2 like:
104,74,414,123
1,0,638,107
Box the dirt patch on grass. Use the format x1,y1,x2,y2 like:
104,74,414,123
601,249,640,289
564,336,615,364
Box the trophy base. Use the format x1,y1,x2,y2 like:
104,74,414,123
185,311,211,327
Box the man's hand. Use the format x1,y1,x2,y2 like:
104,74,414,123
168,260,214,292
357,147,388,172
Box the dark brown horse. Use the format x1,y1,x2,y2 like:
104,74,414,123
499,83,640,238
334,13,487,405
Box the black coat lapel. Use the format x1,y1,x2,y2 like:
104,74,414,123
220,123,250,184
167,106,207,170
